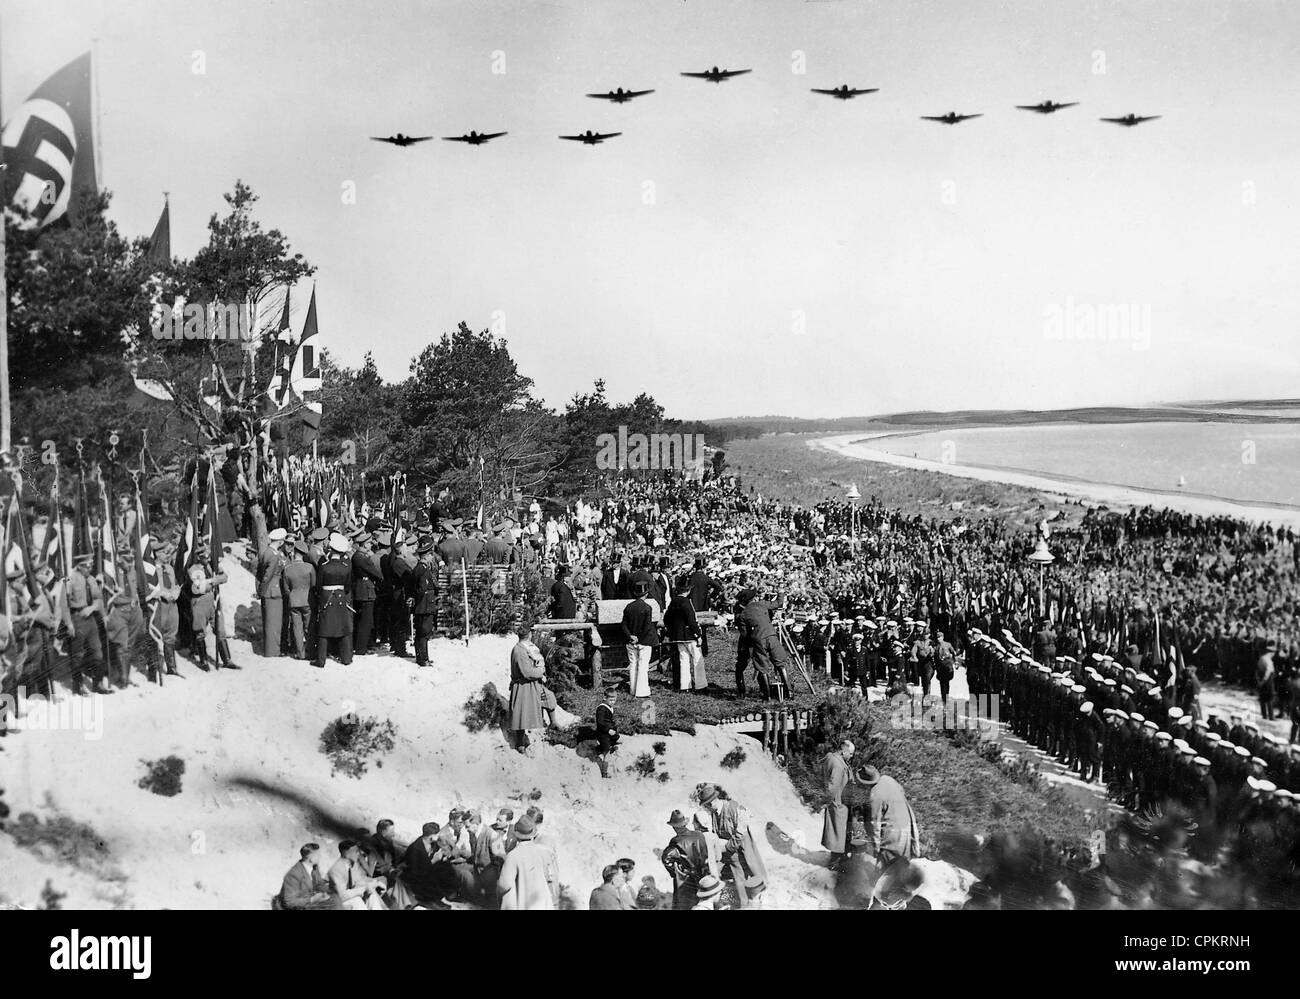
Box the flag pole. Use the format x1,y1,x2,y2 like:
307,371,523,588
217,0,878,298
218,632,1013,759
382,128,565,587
0,11,9,456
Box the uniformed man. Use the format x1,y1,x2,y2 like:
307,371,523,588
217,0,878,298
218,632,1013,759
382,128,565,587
313,534,355,668
351,533,383,655
66,554,110,696
254,527,288,657
406,537,439,667
105,541,146,687
282,541,316,660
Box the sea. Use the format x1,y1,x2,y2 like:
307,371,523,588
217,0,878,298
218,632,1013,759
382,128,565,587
865,420,1300,509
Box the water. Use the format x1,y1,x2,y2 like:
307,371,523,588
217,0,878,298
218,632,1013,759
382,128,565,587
866,422,1300,508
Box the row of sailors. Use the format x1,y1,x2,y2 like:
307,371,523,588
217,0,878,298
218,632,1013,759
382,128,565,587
966,628,1300,839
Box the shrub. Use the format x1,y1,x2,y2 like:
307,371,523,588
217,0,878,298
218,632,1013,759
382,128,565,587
537,632,582,695
657,772,671,783
8,810,126,883
720,747,747,770
320,715,397,779
463,683,508,733
628,752,658,779
137,756,186,797
652,741,667,757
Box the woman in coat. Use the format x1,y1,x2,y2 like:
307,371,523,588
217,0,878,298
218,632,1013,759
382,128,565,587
820,740,852,862
699,784,767,908
496,815,554,910
508,625,547,751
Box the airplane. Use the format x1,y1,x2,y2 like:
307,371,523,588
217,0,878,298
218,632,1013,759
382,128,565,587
559,130,622,144
921,112,982,124
1015,100,1079,114
1100,113,1161,127
681,66,752,83
587,87,655,103
811,85,880,100
442,131,508,144
370,133,433,146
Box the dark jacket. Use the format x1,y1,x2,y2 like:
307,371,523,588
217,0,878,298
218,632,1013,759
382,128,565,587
315,557,353,638
600,567,630,600
351,549,383,602
406,560,438,616
549,581,577,619
621,597,658,646
663,594,700,643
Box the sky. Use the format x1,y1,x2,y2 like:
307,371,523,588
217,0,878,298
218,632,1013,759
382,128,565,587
5,0,1300,420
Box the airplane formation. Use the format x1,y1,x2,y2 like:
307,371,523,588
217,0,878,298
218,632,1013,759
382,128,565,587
369,65,1161,148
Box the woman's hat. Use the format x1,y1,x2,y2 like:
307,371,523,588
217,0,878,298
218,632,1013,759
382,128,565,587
696,875,722,900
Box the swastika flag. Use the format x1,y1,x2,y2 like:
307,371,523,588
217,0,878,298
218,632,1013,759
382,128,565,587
2,52,98,227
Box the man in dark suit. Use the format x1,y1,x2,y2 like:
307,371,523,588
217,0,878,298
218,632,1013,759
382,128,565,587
661,809,712,909
687,557,723,655
549,565,577,619
392,822,445,909
601,553,630,600
278,843,338,910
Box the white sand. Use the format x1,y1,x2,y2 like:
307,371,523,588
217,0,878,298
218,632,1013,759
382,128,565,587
0,550,850,910
811,432,1300,529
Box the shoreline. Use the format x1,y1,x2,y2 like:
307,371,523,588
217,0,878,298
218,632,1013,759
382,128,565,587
810,432,1300,529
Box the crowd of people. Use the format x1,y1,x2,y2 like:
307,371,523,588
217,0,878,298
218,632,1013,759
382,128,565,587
274,780,771,911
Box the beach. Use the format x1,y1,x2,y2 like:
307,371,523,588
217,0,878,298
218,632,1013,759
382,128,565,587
811,432,1300,530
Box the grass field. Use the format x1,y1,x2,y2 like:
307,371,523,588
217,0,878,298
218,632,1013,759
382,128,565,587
558,626,830,738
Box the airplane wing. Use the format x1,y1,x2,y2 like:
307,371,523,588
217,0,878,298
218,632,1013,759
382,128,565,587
370,137,398,144
1015,105,1043,111
920,116,948,121
559,135,586,141
406,136,434,143
1133,115,1160,123
961,114,983,120
680,72,711,79
586,92,616,100
442,135,471,142
479,132,507,140
626,89,654,98
848,88,879,95
811,89,840,95
1057,102,1079,109
719,69,752,78
595,132,622,140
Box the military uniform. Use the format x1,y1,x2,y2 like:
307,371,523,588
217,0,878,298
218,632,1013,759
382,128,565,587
406,552,439,667
351,544,383,655
313,554,354,667
66,566,106,694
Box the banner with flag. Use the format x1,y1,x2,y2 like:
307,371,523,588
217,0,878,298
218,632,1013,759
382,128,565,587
2,52,98,227
288,287,323,445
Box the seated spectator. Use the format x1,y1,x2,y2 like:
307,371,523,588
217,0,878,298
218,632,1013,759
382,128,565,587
589,863,633,910
278,843,337,910
327,840,389,910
